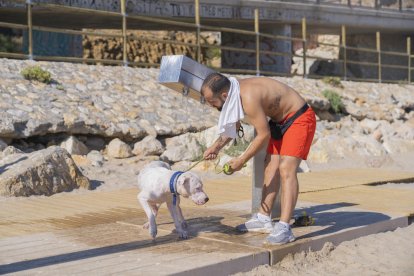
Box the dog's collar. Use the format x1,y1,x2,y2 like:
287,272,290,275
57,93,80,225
169,171,184,206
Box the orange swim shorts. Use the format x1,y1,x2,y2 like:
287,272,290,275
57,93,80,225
266,106,316,160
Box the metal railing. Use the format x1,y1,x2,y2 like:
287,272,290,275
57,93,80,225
0,0,412,84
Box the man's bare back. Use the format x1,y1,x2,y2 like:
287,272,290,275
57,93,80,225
239,77,306,122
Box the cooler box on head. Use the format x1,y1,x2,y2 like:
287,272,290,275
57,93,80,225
158,55,216,101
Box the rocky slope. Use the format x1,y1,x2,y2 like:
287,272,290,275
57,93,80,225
1,58,413,196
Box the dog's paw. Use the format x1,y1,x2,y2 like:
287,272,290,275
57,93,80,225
143,222,149,229
178,230,188,239
150,227,157,239
181,221,188,229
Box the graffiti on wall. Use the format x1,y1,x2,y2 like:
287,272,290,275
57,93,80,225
0,0,288,20
221,27,292,73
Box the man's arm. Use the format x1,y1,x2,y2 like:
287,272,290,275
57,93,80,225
203,135,233,160
212,135,233,152
228,96,270,170
239,112,270,164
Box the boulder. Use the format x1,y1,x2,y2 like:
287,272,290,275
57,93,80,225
0,139,7,151
106,138,133,159
87,150,105,167
360,118,381,133
60,136,89,155
0,146,23,160
161,133,203,162
308,133,387,163
298,160,311,173
132,136,164,156
0,146,90,197
382,138,414,154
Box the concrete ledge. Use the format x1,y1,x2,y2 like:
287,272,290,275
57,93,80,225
174,252,269,276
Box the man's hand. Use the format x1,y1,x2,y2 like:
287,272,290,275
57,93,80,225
203,146,219,160
203,135,233,160
227,157,245,172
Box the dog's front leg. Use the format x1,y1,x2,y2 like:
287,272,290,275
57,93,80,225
166,198,188,239
175,197,188,229
137,193,157,239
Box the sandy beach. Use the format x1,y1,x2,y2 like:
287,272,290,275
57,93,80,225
232,152,414,275
236,223,414,276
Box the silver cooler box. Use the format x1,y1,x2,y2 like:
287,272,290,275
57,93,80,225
158,55,216,101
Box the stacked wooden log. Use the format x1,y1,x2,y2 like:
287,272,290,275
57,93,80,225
82,30,220,65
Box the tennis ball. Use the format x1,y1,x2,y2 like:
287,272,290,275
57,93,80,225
223,163,233,175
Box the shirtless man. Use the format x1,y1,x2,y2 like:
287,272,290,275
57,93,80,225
201,73,316,244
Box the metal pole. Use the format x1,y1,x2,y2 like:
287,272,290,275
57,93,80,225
399,0,402,11
302,17,307,78
408,37,411,84
121,0,128,67
342,25,347,81
195,0,201,63
377,31,381,83
255,8,260,76
347,0,351,7
27,0,33,60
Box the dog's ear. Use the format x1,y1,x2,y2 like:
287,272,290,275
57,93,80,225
177,175,191,197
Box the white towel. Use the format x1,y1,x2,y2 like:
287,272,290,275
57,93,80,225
217,77,245,139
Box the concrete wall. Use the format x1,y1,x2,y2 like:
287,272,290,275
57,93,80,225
221,24,292,74
341,34,413,81
23,31,82,57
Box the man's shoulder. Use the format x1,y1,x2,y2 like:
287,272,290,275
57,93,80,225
239,76,281,86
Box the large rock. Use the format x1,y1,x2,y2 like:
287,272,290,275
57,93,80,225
360,118,381,133
0,146,90,197
0,139,7,151
86,150,105,167
0,146,23,160
106,138,133,159
161,133,203,162
308,133,387,163
132,136,164,156
382,138,414,154
60,136,89,155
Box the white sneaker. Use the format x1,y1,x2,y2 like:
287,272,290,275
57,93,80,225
236,213,273,233
266,222,296,245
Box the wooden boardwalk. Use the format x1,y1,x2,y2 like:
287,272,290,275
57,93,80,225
0,169,413,275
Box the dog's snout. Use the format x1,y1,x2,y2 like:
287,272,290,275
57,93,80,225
205,197,209,203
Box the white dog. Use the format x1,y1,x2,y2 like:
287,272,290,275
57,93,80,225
137,161,209,239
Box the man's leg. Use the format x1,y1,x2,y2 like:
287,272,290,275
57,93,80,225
259,153,281,215
236,154,279,233
266,155,302,245
278,155,302,223
236,153,280,233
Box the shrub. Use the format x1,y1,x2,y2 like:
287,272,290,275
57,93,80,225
21,66,52,84
224,139,250,157
322,76,344,89
322,89,344,113
205,46,221,59
0,34,16,52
